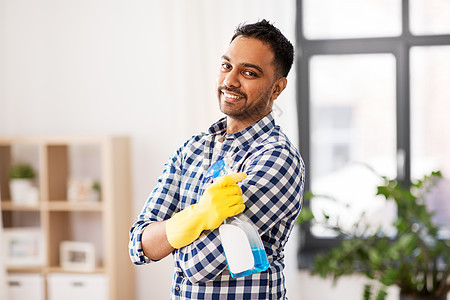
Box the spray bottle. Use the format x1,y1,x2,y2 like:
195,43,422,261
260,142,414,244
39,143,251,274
205,158,269,278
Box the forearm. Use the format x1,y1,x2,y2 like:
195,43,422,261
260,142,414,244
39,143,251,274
177,230,228,283
141,221,174,261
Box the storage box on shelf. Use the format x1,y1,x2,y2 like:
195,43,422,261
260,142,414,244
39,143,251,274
7,273,45,300
48,273,108,300
0,136,134,300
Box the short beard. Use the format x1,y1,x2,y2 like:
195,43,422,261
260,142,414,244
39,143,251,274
217,85,273,122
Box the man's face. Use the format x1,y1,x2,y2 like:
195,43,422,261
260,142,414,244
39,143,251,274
216,36,285,128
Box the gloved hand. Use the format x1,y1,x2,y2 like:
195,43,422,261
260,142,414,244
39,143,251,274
166,172,247,249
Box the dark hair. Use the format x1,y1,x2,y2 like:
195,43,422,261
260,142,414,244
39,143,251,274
231,19,294,78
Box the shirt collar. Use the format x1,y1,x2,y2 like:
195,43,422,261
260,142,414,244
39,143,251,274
208,112,276,146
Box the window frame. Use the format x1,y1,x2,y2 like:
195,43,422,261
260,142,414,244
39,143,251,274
295,0,450,268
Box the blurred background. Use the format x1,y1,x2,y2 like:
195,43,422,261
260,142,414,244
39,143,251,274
1,0,449,299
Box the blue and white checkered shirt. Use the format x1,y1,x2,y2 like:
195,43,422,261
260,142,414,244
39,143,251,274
129,113,305,299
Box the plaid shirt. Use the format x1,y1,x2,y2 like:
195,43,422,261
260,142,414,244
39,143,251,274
129,113,305,299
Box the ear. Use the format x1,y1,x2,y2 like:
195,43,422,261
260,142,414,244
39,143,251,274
270,77,288,101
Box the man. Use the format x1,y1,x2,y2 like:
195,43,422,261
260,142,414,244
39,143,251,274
129,19,305,299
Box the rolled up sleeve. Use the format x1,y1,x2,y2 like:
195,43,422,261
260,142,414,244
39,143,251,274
129,151,182,265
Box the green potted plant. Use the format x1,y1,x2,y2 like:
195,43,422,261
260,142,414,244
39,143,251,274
90,180,101,201
298,170,450,300
9,162,37,204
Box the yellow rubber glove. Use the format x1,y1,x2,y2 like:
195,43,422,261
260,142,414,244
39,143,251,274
166,172,247,249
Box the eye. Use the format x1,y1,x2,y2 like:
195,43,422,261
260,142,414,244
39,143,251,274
243,70,258,77
221,62,232,71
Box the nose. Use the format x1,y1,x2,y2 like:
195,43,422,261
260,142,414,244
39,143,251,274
223,69,240,88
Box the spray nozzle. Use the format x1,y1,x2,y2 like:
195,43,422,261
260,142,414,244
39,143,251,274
205,160,226,179
205,158,234,180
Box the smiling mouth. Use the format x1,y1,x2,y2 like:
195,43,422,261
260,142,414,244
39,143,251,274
221,90,245,101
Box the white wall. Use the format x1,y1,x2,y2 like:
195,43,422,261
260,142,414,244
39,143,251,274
0,0,5,132
0,1,400,299
1,1,8,294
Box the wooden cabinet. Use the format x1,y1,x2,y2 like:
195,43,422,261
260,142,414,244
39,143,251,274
0,136,134,300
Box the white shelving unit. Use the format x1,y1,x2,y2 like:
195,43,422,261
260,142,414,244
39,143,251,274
0,136,134,300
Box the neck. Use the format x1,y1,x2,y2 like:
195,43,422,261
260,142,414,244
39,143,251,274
225,120,249,134
226,113,268,134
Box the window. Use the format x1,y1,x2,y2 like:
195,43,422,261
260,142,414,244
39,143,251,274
303,0,401,39
410,0,450,35
410,46,450,238
296,0,450,267
309,54,397,238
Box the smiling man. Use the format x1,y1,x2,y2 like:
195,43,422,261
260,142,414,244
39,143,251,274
129,20,305,299
218,35,287,135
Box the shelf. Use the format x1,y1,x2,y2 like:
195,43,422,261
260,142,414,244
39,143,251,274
1,201,41,211
44,201,103,212
47,266,106,274
7,266,106,274
0,201,103,211
0,136,134,300
6,266,44,273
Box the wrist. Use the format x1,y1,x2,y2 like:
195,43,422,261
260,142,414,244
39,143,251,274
166,204,205,249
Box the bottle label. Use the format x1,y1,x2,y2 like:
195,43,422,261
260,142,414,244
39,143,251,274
219,224,255,274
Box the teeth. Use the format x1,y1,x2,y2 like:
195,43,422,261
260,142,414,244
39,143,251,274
223,92,241,99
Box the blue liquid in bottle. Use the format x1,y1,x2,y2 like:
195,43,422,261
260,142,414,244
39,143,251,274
206,159,269,278
230,248,269,278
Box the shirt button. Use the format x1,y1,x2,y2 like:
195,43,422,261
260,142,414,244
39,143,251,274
175,286,180,291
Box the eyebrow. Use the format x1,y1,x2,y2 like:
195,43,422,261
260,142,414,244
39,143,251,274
222,55,264,75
